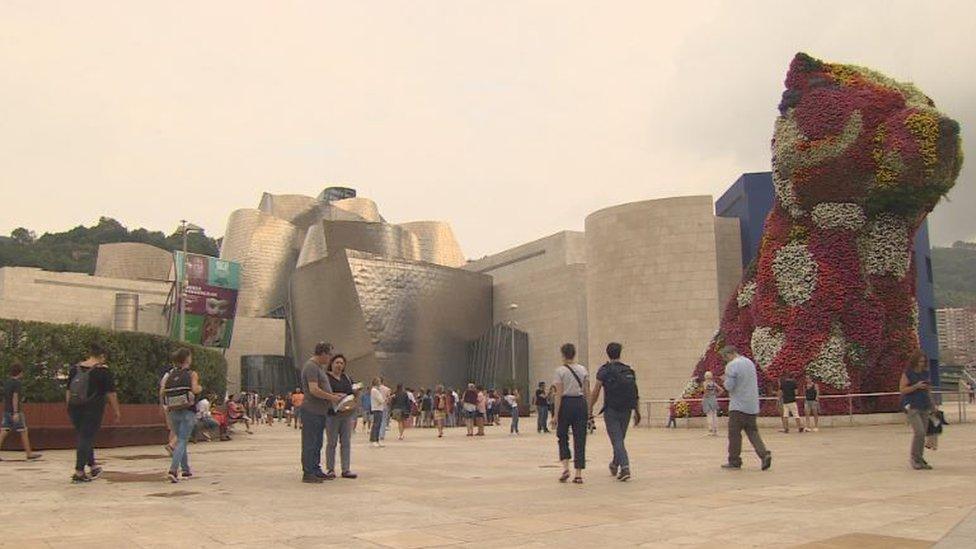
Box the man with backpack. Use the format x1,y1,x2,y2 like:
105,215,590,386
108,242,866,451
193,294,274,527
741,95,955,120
66,342,121,483
589,342,641,482
160,347,202,483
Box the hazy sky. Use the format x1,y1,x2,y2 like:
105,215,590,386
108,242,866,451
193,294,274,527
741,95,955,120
2,1,974,258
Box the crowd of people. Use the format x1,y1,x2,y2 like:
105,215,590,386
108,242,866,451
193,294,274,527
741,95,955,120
0,335,954,485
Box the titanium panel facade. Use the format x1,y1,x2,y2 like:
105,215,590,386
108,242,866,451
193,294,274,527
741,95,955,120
258,193,318,225
220,209,301,317
322,220,422,262
400,221,467,268
290,249,492,389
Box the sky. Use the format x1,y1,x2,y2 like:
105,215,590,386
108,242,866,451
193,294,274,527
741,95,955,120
2,1,974,259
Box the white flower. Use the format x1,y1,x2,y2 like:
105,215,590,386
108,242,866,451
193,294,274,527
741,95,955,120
859,213,910,278
772,242,817,306
772,169,804,218
806,324,851,389
812,203,866,231
737,281,757,308
681,378,701,398
751,327,785,371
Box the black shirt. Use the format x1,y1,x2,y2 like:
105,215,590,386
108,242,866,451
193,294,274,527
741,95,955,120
780,379,798,404
535,389,547,406
327,372,354,396
68,364,117,409
4,378,22,414
805,385,818,402
391,391,410,412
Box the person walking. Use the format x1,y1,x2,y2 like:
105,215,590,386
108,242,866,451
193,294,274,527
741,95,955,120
160,347,203,483
666,399,678,429
590,342,641,482
300,342,344,484
900,353,935,470
359,388,372,434
702,371,721,436
369,378,386,447
778,373,804,433
290,388,305,430
434,385,448,438
324,355,358,479
504,389,520,435
551,343,589,484
476,386,488,435
0,361,43,462
535,382,550,433
803,379,820,432
720,345,772,471
390,384,411,440
66,343,121,483
462,383,479,436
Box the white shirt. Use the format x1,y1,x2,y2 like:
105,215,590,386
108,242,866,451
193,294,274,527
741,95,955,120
504,395,518,408
553,363,589,397
407,392,417,404
196,398,212,419
370,387,386,412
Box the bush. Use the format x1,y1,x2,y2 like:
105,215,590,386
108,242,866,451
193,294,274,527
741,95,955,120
0,319,227,404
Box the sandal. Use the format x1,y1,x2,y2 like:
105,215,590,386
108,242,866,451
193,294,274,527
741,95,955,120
558,470,570,483
572,476,584,484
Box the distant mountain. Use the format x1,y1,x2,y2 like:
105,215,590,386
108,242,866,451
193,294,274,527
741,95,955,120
0,217,220,274
932,241,976,308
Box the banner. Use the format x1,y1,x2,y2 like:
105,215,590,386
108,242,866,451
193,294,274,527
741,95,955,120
172,251,241,348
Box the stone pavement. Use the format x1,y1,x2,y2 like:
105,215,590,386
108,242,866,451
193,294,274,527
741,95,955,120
1,418,974,548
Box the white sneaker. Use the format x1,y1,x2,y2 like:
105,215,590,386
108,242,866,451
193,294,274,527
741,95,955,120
371,442,380,448
378,442,385,447
812,428,819,432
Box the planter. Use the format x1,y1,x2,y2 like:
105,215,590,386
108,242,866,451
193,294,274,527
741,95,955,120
1,403,168,451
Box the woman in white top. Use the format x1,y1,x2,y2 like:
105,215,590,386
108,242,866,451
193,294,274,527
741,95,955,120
369,377,386,447
551,343,589,484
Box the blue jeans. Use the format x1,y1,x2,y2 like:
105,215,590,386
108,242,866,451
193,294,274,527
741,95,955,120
510,407,520,433
537,405,549,432
604,408,631,469
168,409,196,473
301,412,327,476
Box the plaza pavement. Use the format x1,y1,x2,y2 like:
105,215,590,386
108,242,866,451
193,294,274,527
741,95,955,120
1,417,975,548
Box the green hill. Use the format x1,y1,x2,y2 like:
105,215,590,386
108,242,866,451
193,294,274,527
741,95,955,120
0,217,220,274
932,241,976,308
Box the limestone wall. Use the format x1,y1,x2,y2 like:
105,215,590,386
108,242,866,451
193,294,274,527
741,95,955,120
584,196,725,404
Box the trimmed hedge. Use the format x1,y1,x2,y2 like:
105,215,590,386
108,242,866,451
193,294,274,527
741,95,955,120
0,319,227,404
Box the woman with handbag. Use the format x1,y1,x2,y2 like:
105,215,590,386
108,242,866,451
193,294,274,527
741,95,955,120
324,355,358,479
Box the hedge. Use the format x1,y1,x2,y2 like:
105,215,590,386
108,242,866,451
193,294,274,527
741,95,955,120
0,318,227,404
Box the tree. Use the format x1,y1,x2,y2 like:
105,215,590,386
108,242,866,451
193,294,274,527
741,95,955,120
10,227,36,245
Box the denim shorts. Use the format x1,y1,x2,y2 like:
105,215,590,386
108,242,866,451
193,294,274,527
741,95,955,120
1,411,27,432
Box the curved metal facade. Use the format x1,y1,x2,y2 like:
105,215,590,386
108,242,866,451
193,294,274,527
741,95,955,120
400,221,466,267
258,193,318,225
332,197,383,222
322,220,421,262
290,249,492,389
221,209,300,317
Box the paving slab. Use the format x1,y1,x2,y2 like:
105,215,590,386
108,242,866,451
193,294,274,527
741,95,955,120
1,418,974,547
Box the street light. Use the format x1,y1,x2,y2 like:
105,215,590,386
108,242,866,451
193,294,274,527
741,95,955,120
506,303,519,387
175,220,204,342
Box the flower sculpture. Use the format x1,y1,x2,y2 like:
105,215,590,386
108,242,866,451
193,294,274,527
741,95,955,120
690,53,963,410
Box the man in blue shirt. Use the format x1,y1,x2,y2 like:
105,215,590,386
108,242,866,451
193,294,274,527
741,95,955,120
720,345,772,470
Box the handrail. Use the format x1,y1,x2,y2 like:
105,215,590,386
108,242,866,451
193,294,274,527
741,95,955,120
639,390,970,425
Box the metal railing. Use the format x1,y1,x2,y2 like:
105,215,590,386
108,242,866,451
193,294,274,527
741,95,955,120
639,388,970,427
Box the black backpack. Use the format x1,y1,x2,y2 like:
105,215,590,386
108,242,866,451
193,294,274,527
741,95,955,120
603,362,638,412
68,365,94,406
162,368,195,411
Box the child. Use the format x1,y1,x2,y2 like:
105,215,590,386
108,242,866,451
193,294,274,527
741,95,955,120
666,398,678,429
0,362,43,461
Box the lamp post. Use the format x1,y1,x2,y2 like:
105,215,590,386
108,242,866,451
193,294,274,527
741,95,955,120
507,303,519,385
175,220,204,342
